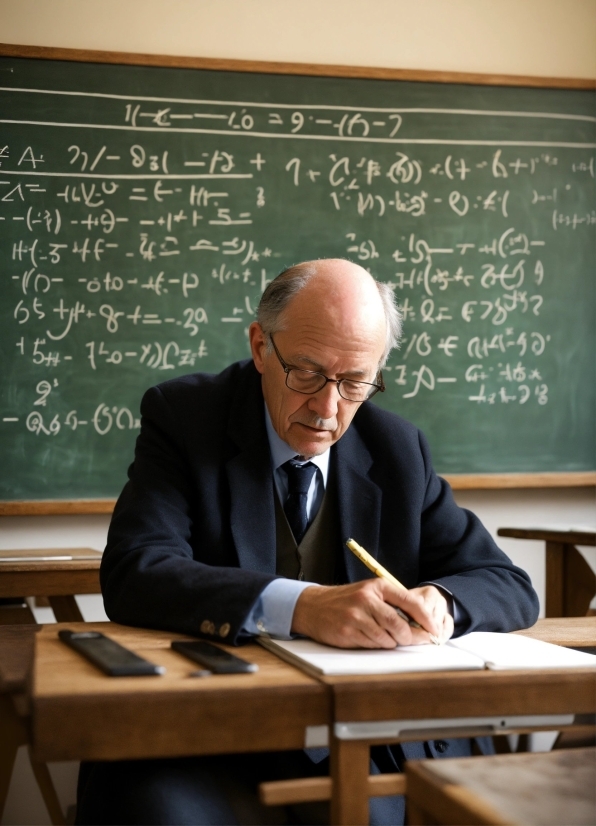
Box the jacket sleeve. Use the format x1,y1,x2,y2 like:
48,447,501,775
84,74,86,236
416,431,539,634
100,384,275,644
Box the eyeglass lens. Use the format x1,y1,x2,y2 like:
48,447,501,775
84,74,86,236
286,370,376,401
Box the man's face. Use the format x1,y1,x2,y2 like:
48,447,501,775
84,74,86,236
250,288,386,456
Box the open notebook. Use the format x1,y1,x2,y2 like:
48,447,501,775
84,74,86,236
259,632,596,677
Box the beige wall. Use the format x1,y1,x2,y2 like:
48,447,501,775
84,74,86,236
2,0,596,78
1,2,595,822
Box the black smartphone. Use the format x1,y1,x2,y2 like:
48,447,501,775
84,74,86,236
58,630,165,677
171,640,258,674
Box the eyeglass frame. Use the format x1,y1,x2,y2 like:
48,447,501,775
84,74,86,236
268,333,385,402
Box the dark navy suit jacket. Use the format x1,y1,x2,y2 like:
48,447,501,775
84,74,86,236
101,358,538,642
97,358,540,819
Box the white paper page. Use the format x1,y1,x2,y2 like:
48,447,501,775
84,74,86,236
448,632,596,670
265,638,485,675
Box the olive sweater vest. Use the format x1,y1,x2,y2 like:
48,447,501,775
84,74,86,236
274,472,340,585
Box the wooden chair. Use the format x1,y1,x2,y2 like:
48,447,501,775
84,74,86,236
406,747,595,825
497,528,596,617
259,771,406,811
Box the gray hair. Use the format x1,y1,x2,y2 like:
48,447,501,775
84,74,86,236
256,260,402,366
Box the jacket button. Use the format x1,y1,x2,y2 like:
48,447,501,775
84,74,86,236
219,623,231,638
434,740,448,753
200,620,212,634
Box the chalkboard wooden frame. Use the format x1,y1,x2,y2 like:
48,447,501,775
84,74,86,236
1,43,594,515
1,43,595,90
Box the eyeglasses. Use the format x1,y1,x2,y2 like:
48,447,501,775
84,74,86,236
269,334,385,402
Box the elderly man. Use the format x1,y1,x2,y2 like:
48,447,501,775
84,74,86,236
78,259,538,825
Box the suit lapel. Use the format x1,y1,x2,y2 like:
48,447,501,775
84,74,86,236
226,364,277,575
333,424,383,584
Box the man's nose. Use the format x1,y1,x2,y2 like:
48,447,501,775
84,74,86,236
308,380,340,419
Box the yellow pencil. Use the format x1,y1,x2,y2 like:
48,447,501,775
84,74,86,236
346,538,440,645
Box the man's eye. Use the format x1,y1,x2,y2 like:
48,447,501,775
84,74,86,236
293,371,321,386
341,381,363,393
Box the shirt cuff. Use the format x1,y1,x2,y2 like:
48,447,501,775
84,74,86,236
242,578,318,639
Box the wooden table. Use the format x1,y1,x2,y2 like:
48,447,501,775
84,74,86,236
0,548,102,622
317,618,596,824
21,618,596,826
2,621,329,824
497,528,596,617
31,622,330,763
512,616,596,648
406,747,596,825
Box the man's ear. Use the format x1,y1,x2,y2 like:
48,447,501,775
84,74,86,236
249,322,267,374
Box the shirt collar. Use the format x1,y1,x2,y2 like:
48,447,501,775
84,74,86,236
264,403,330,484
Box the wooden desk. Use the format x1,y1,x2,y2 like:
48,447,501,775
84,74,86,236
30,622,330,763
513,616,596,648
406,747,596,825
497,528,596,617
319,618,596,824
0,548,102,622
22,618,596,826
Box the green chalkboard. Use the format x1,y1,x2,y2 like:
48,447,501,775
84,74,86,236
1,46,595,504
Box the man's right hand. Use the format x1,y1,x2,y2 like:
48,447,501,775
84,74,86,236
291,580,452,648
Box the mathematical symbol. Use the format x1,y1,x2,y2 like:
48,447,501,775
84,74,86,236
250,153,266,170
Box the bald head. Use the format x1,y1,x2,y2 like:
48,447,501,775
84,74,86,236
250,259,400,455
257,258,402,366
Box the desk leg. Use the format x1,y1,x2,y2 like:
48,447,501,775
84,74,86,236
545,542,565,618
48,596,84,623
0,696,65,825
407,800,430,826
330,737,370,826
565,545,596,617
28,748,65,825
545,542,596,617
0,695,24,820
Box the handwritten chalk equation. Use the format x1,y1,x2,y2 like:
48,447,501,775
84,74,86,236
1,103,594,455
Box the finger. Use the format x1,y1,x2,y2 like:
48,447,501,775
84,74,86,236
429,593,453,643
409,587,451,637
439,612,454,644
333,598,403,649
333,618,398,649
382,604,451,647
431,597,444,619
361,626,401,648
421,612,453,646
396,593,441,638
375,581,430,623
358,609,404,648
403,624,433,645
367,596,418,646
347,590,413,648
367,584,433,644
377,585,452,646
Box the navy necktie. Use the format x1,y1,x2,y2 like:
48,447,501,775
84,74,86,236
282,459,317,544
